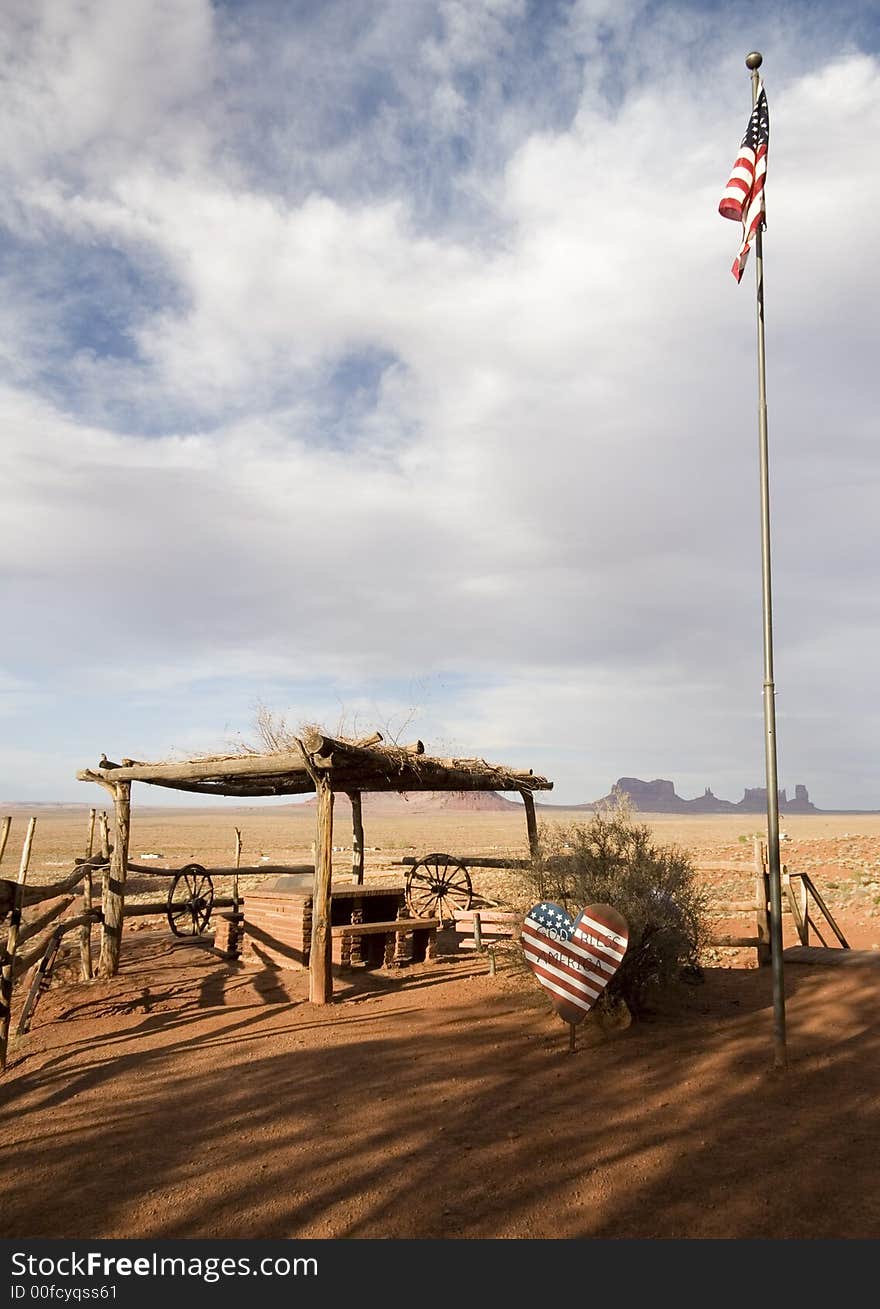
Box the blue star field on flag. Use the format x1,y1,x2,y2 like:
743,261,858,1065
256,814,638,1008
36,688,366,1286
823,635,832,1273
527,902,575,941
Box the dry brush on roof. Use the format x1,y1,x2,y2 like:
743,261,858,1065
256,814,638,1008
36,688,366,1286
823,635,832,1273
77,728,553,799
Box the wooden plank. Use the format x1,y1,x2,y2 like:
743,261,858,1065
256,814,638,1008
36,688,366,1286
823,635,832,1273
460,938,520,950
453,910,521,923
457,920,520,932
16,896,77,946
11,912,100,983
318,884,404,900
459,929,520,945
331,918,439,936
1,854,102,918
784,872,808,946
800,874,850,949
708,900,791,915
16,936,61,1035
399,855,530,870
125,862,316,877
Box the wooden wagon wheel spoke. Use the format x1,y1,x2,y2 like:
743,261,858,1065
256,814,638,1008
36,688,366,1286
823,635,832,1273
442,873,472,894
409,885,438,913
191,873,213,933
168,902,195,930
167,864,214,937
406,853,472,922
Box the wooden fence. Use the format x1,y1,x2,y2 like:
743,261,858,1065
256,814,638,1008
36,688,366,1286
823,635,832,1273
0,811,246,1067
706,838,848,961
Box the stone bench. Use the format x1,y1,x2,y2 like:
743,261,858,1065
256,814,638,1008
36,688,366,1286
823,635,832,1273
330,917,440,970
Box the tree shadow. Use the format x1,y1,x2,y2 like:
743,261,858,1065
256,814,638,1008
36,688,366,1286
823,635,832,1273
2,935,879,1239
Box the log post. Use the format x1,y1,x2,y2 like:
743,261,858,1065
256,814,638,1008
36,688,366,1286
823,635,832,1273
754,837,771,967
98,811,111,865
233,827,242,912
0,816,11,869
521,790,540,861
309,781,334,1004
79,808,96,981
0,816,37,1069
95,809,111,974
349,792,364,885
99,783,131,979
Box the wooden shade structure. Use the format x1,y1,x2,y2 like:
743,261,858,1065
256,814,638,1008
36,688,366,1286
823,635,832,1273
77,729,553,1001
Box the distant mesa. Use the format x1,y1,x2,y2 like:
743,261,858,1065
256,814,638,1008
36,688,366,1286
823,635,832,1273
302,790,522,814
567,777,818,815
302,780,819,816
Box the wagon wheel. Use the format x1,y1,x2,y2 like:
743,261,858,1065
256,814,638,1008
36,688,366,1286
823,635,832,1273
167,864,214,937
406,853,472,925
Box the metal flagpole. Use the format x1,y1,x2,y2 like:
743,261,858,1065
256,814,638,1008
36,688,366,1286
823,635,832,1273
745,50,787,1069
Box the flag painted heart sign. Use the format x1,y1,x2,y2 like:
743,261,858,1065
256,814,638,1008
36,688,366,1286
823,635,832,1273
522,901,629,1025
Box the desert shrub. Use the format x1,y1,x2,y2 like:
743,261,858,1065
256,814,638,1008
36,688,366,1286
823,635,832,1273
526,804,709,1016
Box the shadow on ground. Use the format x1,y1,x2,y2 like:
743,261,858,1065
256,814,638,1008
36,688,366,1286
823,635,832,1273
1,932,879,1238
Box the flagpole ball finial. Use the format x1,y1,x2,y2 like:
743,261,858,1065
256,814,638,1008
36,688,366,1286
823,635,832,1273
745,51,763,70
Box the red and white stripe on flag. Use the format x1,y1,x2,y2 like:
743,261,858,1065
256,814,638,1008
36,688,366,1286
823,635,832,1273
522,902,629,1026
719,83,769,282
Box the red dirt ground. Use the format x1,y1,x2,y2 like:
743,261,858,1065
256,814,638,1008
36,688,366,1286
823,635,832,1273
2,925,880,1240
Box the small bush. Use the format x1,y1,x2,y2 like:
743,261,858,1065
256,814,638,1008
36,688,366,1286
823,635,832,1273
526,804,709,1017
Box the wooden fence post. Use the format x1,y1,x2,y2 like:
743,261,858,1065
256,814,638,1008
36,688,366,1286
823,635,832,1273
98,811,111,866
99,783,130,979
79,808,96,981
349,792,364,885
521,791,539,861
0,817,37,1069
233,827,242,912
0,816,11,869
309,781,334,1004
754,837,771,967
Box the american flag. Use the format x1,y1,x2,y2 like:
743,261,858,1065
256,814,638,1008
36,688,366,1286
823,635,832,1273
522,902,628,1026
718,83,769,282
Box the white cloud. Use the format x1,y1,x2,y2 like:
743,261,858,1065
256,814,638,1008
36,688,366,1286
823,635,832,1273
0,0,216,186
0,2,877,807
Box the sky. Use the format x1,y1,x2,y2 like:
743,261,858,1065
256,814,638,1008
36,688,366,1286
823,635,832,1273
1,0,878,809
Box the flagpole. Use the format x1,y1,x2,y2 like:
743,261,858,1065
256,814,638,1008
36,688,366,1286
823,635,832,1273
746,49,787,1069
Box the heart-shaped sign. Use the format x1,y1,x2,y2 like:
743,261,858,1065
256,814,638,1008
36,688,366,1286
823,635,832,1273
522,901,629,1025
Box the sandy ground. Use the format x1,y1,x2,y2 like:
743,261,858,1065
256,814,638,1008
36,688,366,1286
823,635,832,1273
2,809,880,1239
